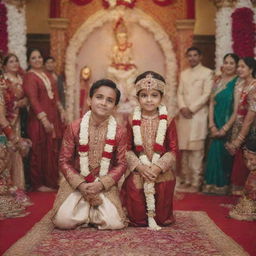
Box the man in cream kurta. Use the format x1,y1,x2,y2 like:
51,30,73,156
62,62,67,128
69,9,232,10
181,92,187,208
177,47,213,191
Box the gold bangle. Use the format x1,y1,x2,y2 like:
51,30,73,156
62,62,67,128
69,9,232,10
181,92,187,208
37,112,47,120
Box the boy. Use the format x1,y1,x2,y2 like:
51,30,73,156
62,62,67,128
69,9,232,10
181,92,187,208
52,79,127,230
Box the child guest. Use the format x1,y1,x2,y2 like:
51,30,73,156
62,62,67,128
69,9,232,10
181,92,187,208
121,71,178,230
52,79,127,230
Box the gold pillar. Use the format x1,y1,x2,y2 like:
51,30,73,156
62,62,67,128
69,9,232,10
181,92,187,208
211,0,236,8
175,19,195,72
48,18,69,73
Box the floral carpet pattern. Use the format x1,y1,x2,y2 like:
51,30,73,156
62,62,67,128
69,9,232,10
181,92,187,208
4,211,248,256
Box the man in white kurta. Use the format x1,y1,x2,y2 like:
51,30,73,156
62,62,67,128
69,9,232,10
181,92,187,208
177,47,213,191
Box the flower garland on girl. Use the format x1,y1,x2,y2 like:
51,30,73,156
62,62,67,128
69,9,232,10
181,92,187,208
132,79,168,230
79,110,117,180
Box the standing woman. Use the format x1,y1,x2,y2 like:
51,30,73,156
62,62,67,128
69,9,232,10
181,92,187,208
23,49,64,191
1,53,28,189
226,57,256,195
203,53,239,195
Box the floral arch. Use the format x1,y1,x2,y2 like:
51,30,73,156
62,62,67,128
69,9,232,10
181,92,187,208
65,7,177,121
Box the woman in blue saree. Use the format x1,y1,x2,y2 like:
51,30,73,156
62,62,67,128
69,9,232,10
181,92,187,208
203,53,239,195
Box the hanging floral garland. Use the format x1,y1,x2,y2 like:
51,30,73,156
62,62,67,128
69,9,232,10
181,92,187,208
232,7,254,58
152,0,173,6
79,110,117,180
102,0,136,9
132,105,168,230
0,3,8,54
5,3,27,69
215,6,233,72
70,0,93,5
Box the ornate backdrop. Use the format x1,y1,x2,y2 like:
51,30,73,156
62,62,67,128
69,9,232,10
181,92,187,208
48,0,195,121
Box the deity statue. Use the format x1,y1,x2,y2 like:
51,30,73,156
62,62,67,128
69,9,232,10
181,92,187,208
79,66,91,117
229,139,256,221
107,17,137,123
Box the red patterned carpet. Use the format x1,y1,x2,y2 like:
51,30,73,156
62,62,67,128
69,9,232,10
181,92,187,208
1,192,256,256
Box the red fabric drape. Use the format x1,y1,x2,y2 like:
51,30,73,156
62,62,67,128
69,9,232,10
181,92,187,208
70,0,93,5
0,2,8,54
50,0,61,18
186,0,195,19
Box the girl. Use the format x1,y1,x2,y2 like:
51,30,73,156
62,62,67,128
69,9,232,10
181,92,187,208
121,71,178,230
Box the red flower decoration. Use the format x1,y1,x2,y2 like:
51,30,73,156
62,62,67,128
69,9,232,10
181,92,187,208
102,151,113,159
152,0,173,6
132,120,141,126
0,3,8,54
135,145,144,152
106,139,116,146
159,114,168,120
79,144,89,152
102,0,136,9
154,143,165,153
70,0,93,5
84,173,95,183
232,8,254,58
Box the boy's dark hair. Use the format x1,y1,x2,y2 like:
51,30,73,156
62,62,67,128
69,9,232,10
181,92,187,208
134,71,165,96
44,56,56,64
89,79,121,105
186,47,202,56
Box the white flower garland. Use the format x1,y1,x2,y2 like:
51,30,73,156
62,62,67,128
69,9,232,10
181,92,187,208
5,3,27,69
132,104,168,230
79,110,117,178
65,7,177,122
215,6,233,73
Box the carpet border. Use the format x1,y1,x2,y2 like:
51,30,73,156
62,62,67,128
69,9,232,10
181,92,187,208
182,210,249,256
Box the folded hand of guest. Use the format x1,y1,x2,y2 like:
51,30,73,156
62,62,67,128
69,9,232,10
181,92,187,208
225,142,237,155
210,126,219,137
180,107,192,119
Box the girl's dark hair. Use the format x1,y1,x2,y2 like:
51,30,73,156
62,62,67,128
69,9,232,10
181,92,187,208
44,56,55,64
89,79,121,105
241,57,256,78
3,53,19,66
135,71,165,96
223,53,239,64
26,48,43,71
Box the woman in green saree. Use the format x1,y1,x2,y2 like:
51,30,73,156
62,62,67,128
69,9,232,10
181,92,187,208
203,53,240,195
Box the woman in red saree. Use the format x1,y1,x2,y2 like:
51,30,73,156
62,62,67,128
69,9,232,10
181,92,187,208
23,49,64,191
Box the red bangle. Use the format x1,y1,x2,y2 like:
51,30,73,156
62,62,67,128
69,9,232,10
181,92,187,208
2,125,14,139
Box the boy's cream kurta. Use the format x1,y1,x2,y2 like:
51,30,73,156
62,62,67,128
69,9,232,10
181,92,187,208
177,64,213,150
